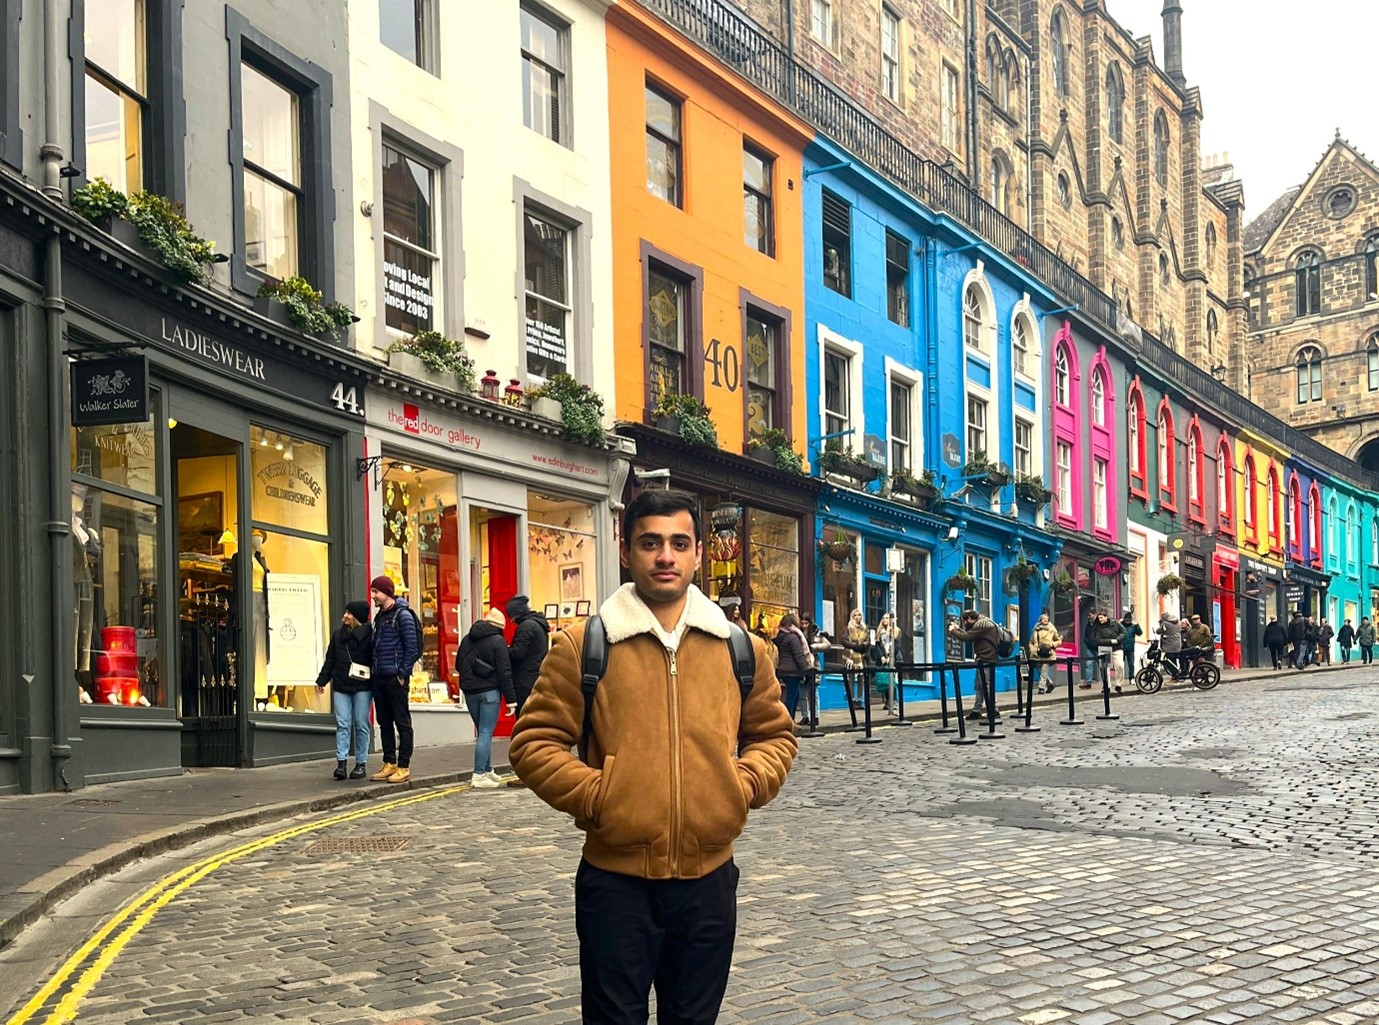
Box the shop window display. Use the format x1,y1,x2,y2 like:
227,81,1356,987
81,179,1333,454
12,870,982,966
747,508,798,631
527,491,597,630
381,462,459,703
71,414,164,708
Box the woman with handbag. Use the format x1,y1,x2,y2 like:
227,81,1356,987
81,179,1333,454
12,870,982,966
315,600,375,781
1029,613,1062,694
843,609,871,709
773,613,813,723
456,607,515,789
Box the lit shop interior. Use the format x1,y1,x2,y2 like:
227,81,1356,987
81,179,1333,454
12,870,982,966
379,461,598,704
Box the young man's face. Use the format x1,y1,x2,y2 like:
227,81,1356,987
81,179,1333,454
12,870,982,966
621,510,701,608
370,587,393,610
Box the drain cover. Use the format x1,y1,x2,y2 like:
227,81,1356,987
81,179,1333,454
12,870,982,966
304,836,411,855
66,798,121,807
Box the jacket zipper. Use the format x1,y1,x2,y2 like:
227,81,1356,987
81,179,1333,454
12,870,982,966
666,645,682,877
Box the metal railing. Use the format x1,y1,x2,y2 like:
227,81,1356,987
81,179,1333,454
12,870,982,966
641,0,1373,492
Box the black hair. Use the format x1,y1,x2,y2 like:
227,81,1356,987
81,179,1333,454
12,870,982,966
622,488,701,542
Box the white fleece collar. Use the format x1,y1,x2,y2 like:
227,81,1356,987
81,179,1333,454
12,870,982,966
598,582,731,645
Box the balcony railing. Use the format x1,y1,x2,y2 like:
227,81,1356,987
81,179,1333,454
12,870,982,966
641,0,1117,331
641,0,1375,493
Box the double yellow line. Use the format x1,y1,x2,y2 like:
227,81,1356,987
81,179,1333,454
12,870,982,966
6,782,473,1025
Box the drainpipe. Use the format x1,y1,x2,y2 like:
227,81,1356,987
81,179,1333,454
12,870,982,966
783,0,794,57
1023,47,1033,233
966,0,979,182
43,0,73,790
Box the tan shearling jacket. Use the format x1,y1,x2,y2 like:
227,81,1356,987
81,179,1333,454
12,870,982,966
509,583,797,880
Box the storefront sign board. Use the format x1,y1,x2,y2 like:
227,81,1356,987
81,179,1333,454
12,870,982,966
71,355,150,426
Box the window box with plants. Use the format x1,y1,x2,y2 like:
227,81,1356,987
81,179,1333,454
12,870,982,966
1013,474,1054,507
748,428,805,475
818,442,880,486
256,276,358,338
890,467,941,506
962,451,1010,488
385,330,477,394
71,178,225,284
530,373,606,445
653,391,718,449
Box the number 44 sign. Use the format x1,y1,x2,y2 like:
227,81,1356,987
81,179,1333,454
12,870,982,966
329,383,364,418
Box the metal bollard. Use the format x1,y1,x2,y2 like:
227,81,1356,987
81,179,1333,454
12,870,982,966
978,664,1005,740
1015,660,1040,733
1014,659,1027,718
893,667,912,726
1060,658,1084,726
948,665,977,745
844,668,865,733
1097,654,1120,722
934,665,958,735
857,668,882,745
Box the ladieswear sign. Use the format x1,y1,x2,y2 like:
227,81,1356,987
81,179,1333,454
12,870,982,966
71,355,150,427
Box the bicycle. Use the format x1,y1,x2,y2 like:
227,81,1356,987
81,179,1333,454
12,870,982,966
1134,640,1221,693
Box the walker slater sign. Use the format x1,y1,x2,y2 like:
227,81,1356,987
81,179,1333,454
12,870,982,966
71,355,150,426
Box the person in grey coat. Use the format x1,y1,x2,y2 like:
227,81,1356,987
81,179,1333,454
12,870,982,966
1358,618,1376,665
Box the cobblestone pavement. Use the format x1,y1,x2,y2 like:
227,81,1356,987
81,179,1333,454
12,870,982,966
8,671,1379,1024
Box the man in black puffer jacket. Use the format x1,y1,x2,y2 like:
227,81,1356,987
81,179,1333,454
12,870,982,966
505,594,550,716
457,608,516,788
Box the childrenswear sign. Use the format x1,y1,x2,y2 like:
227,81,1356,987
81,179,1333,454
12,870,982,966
71,355,150,427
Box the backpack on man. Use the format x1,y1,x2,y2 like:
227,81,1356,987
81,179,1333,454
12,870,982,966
577,616,756,762
995,626,1017,659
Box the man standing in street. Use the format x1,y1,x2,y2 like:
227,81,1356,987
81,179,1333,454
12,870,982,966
1263,616,1287,670
510,489,797,1025
949,608,999,719
369,575,419,783
505,594,550,717
1287,611,1308,669
1357,617,1376,665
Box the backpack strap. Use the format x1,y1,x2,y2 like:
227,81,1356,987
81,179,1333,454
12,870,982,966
725,623,757,755
577,615,608,764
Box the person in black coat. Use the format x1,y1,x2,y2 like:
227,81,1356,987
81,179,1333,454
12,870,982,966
1286,612,1307,669
1263,617,1287,671
1336,620,1355,664
505,594,550,716
456,608,515,787
316,600,375,780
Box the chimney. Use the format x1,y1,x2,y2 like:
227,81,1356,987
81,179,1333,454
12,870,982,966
1162,0,1185,88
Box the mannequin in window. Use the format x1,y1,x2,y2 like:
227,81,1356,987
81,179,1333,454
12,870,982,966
72,482,101,691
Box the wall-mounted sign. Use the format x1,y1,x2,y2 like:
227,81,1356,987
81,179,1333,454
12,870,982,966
1093,556,1122,576
1285,583,1304,605
71,354,149,427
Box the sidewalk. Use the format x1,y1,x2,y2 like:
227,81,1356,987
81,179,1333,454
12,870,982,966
0,658,1353,951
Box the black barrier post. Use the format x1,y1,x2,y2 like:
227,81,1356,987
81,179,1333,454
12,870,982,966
800,671,824,739
978,664,1005,740
934,665,958,735
1060,658,1084,726
857,667,882,744
1015,660,1040,733
949,666,977,745
1097,654,1120,721
1014,660,1026,718
844,668,865,733
893,667,912,726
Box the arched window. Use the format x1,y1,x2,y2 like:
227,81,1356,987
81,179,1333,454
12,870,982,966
1157,402,1176,506
1345,503,1356,569
1205,223,1217,267
963,284,983,350
1187,424,1203,513
999,56,1012,110
1054,346,1070,405
1128,384,1146,490
1206,310,1219,350
1012,313,1031,376
1365,237,1378,300
1245,265,1259,328
1326,495,1339,569
1368,334,1379,391
1295,251,1321,317
1050,11,1069,96
1267,467,1281,547
1309,484,1322,564
1243,457,1257,535
1105,64,1124,143
1159,252,1170,286
1091,371,1106,427
1008,62,1021,118
1153,111,1170,185
1288,476,1302,559
985,39,998,93
1217,439,1234,530
991,154,1012,216
1295,345,1322,404
1372,518,1378,565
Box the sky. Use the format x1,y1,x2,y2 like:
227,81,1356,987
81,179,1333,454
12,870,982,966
1107,0,1376,220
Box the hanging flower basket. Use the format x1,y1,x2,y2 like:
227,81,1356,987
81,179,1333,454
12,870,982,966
1156,573,1184,596
1008,559,1041,585
944,572,978,594
816,529,857,570
1051,572,1080,597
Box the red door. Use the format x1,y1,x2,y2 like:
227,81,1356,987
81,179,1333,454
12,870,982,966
487,514,520,739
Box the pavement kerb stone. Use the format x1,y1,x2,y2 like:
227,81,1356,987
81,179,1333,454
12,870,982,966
0,767,486,951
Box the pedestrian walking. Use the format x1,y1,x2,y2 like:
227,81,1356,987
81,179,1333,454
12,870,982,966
872,612,899,710
1303,617,1321,667
842,609,870,709
1263,616,1287,670
506,595,550,717
315,600,374,781
1337,620,1355,664
369,575,419,784
773,613,812,721
509,489,796,1025
949,609,999,718
1318,620,1334,666
457,607,516,790
1117,610,1142,686
1092,613,1127,691
1029,613,1062,693
1079,607,1100,687
1357,618,1376,665
1287,611,1308,669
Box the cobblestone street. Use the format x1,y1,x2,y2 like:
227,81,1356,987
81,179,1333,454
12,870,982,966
8,672,1379,1025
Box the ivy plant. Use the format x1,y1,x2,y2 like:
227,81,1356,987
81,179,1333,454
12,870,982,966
258,276,356,337
385,330,477,392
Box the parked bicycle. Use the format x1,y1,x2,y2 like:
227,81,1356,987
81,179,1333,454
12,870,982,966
1134,640,1221,693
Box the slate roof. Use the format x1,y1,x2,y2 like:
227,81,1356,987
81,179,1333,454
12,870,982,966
1243,186,1301,255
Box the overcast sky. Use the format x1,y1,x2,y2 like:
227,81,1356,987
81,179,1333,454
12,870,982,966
1109,0,1375,221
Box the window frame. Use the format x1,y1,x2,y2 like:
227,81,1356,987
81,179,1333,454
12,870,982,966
880,5,902,104
821,188,852,297
1054,439,1073,515
70,0,184,199
885,229,910,327
227,11,334,298
941,60,961,154
1050,10,1069,97
1153,110,1170,186
1011,310,1033,378
810,0,834,47
740,290,792,447
1093,458,1109,531
1289,475,1303,561
519,0,569,145
964,552,993,619
1295,345,1323,404
1368,335,1379,391
645,79,683,208
1294,251,1322,318
641,243,704,414
743,141,775,257
1127,381,1147,497
885,360,922,476
1364,237,1378,301
1243,455,1258,539
1268,466,1281,549
1186,421,1205,522
1013,418,1033,478
1157,400,1177,512
379,0,440,75
819,328,864,444
1105,63,1123,143
370,107,465,347
1309,483,1323,567
966,393,988,458
1216,437,1234,535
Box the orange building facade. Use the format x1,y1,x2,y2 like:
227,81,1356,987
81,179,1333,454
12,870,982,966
606,3,820,630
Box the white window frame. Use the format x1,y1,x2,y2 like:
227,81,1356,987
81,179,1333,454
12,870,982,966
1055,440,1072,513
810,0,834,47
964,553,993,618
818,325,864,446
1011,311,1032,378
1091,371,1106,427
884,357,923,475
966,393,988,457
1014,418,1033,477
1371,519,1378,566
880,6,902,103
1187,434,1200,505
1055,348,1071,406
941,61,960,153
1094,458,1109,530
1128,392,1143,479
1217,448,1229,514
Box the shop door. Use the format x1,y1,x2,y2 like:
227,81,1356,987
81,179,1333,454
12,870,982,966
470,506,520,738
1218,569,1238,668
171,422,243,768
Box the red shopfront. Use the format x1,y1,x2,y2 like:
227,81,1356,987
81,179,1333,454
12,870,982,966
1213,547,1240,668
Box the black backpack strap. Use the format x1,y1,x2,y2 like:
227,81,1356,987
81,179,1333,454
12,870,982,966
577,615,608,764
726,624,757,755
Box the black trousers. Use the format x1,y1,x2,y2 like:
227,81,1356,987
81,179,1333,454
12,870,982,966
373,678,413,767
1268,643,1285,669
575,858,738,1025
514,681,533,717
